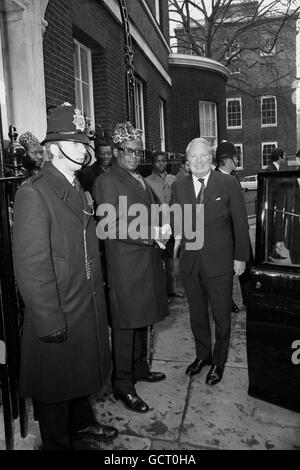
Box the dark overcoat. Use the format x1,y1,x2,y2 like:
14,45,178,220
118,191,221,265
92,165,168,329
13,162,110,403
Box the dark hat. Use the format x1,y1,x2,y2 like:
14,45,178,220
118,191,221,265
42,102,90,145
215,140,237,161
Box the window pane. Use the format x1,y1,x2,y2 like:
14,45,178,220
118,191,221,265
227,100,241,127
263,177,300,266
82,83,91,118
75,79,81,111
73,40,95,129
74,44,80,80
262,143,276,166
80,48,89,84
159,100,165,152
199,101,217,149
261,97,276,125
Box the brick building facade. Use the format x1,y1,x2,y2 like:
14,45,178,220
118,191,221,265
0,0,229,166
175,1,298,176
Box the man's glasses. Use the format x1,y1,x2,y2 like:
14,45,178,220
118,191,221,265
118,148,144,158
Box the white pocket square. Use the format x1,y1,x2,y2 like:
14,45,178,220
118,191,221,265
216,197,221,201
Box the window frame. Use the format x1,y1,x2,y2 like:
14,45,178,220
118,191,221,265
198,100,218,152
261,141,277,169
73,39,95,130
134,77,145,148
234,143,244,170
261,95,277,128
158,98,166,152
154,0,161,25
226,97,242,129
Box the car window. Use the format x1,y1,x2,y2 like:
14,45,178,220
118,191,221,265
262,177,300,267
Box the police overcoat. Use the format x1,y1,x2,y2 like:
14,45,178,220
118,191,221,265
13,162,110,403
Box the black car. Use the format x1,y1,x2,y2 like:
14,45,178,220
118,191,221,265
247,169,300,413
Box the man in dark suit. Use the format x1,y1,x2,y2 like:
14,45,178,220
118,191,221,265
172,137,250,385
265,148,284,171
13,103,118,450
92,122,169,413
78,139,113,191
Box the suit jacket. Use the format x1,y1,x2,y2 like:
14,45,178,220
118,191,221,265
13,162,110,403
265,162,279,172
92,164,168,329
171,171,250,277
145,171,176,204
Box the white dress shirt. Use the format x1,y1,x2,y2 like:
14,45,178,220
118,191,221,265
192,171,211,198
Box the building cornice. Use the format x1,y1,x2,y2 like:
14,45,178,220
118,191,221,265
168,53,230,79
102,0,172,86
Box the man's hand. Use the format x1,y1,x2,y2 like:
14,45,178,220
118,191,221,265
154,224,172,249
39,327,68,343
234,260,246,276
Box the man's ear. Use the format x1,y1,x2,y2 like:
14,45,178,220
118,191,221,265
49,143,60,157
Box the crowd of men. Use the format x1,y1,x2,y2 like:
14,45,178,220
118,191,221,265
12,102,299,450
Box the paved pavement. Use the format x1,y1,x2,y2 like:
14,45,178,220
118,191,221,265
1,221,300,450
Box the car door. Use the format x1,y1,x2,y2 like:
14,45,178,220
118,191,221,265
247,170,300,413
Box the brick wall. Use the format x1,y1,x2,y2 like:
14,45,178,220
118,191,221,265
133,44,171,152
43,0,75,109
226,88,297,177
42,0,172,151
169,65,227,153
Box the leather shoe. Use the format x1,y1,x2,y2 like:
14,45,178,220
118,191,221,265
138,371,166,383
113,391,149,413
205,365,224,385
72,421,118,442
231,301,240,313
185,357,211,376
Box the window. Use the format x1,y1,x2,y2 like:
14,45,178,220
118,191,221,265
199,101,218,150
158,99,165,152
74,40,95,131
262,142,277,168
260,31,276,56
226,98,242,129
155,0,161,24
234,144,243,170
261,96,277,127
224,39,240,74
134,78,145,147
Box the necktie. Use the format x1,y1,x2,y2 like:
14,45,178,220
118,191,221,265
131,172,147,190
196,178,205,204
72,176,82,192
